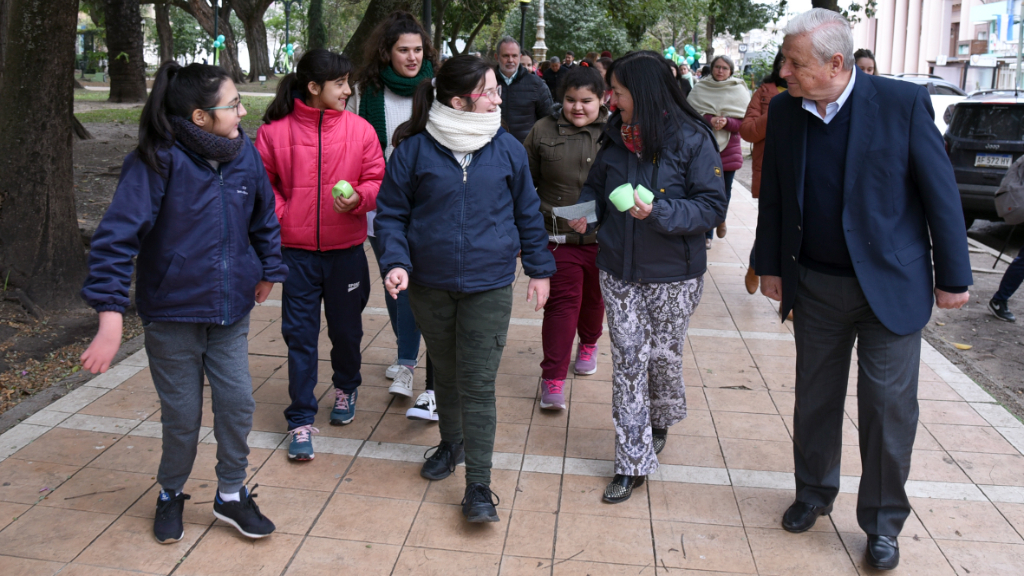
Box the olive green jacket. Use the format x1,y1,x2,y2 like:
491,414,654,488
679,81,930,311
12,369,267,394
523,105,609,245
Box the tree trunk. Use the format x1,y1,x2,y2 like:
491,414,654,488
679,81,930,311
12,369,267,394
230,0,274,81
342,0,421,65
0,0,9,90
0,0,87,310
105,0,148,102
811,0,841,11
704,15,715,61
173,0,245,83
155,1,174,63
307,0,327,50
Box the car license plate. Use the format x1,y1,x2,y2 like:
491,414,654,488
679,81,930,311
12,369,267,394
975,153,1012,168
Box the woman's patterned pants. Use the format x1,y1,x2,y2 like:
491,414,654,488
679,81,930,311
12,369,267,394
600,272,704,476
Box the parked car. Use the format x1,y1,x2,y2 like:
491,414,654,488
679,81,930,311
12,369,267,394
891,74,967,134
944,90,1024,228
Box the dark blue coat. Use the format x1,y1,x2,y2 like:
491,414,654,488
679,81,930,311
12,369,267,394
82,133,287,324
578,114,728,283
374,128,556,293
755,69,973,335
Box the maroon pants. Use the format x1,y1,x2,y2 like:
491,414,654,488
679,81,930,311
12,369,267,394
541,243,605,380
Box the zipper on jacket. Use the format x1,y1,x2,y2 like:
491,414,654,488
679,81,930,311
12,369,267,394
218,167,230,325
458,158,469,291
316,110,324,251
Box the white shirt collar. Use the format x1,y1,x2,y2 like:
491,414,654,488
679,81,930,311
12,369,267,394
801,70,856,124
501,67,518,85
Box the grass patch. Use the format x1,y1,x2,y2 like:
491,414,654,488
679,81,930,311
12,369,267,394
74,90,118,102
75,96,273,135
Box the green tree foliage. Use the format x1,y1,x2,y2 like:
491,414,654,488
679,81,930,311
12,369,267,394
512,0,631,58
645,0,707,52
704,0,786,58
169,5,207,62
436,0,515,55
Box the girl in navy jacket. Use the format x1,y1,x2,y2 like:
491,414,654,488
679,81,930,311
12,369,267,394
375,55,555,523
80,63,286,543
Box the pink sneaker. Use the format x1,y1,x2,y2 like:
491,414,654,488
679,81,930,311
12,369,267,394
540,379,566,410
574,344,598,375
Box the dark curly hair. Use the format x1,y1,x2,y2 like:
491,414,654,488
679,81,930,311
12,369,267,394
356,11,437,95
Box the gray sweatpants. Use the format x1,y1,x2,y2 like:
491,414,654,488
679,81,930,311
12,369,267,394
144,315,254,494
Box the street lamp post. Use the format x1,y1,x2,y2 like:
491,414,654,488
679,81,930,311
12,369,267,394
213,0,218,65
519,0,531,53
531,0,547,62
283,0,303,49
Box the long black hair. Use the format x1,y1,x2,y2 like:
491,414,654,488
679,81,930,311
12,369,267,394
606,50,709,162
558,64,604,102
357,11,436,95
264,48,352,122
392,55,492,148
763,50,788,88
138,61,230,176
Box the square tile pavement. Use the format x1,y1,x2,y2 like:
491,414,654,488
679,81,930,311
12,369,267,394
0,185,1022,574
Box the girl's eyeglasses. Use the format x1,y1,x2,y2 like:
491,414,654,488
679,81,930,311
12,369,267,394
465,86,502,102
203,99,244,115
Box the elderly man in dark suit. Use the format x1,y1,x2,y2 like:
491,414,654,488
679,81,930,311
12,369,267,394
755,9,972,571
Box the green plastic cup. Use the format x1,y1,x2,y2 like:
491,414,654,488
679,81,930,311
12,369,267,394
635,184,655,204
332,180,355,199
609,183,636,212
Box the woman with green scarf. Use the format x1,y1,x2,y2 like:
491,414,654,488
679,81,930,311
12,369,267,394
347,11,438,420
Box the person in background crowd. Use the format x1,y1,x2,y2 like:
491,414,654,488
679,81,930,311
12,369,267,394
989,251,1023,322
260,49,385,460
82,62,286,543
595,57,614,107
756,10,972,570
739,50,787,296
564,50,576,67
600,50,613,59
538,60,551,78
568,51,727,504
544,56,568,97
375,55,555,523
678,62,695,88
347,11,439,420
523,65,609,411
586,51,599,62
687,54,749,249
699,65,710,79
854,48,878,75
494,36,554,142
521,52,535,73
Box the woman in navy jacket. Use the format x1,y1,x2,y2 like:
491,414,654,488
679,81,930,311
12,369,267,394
570,51,727,504
375,56,555,524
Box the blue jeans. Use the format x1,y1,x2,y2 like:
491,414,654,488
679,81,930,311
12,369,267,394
706,170,735,241
994,250,1024,302
282,246,370,430
368,235,422,366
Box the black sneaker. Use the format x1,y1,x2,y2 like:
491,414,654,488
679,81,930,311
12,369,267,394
213,484,276,539
153,490,190,544
989,299,1016,322
421,440,465,480
462,482,500,523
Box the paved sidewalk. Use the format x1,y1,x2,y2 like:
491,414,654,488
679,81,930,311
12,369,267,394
2,183,1024,575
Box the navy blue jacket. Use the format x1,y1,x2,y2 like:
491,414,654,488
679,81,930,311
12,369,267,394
578,114,728,283
374,128,556,293
82,133,288,324
755,69,973,335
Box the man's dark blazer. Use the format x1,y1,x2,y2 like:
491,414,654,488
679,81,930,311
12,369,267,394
755,69,973,336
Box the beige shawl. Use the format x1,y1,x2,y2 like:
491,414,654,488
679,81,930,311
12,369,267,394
687,76,751,151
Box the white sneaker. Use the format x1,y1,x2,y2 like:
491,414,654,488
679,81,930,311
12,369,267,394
388,365,414,397
385,361,401,380
406,391,438,421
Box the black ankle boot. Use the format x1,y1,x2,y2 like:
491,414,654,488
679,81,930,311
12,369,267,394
652,428,668,455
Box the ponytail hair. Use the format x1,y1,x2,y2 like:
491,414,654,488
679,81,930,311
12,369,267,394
264,48,353,122
392,55,491,148
138,61,230,176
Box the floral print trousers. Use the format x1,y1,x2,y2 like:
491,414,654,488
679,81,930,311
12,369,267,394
600,272,704,476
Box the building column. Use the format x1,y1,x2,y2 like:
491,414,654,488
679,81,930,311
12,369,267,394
905,0,923,73
938,0,954,58
891,0,910,74
875,0,897,74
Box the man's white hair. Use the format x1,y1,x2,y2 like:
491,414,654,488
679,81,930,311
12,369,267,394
783,8,855,71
